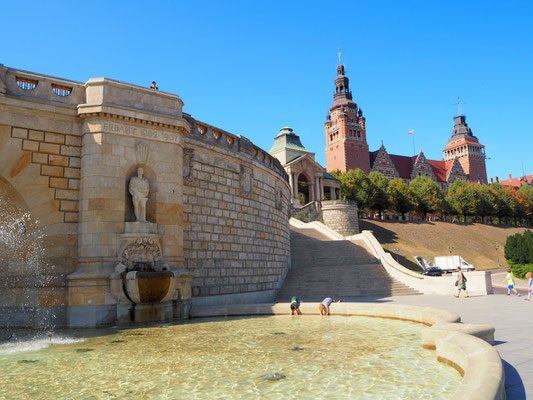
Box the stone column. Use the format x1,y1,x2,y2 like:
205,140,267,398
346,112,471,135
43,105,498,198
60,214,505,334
320,177,324,201
330,186,335,200
309,183,315,201
288,172,294,199
293,173,299,200
315,176,321,201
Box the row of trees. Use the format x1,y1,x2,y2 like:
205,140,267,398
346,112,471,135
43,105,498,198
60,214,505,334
330,169,533,225
505,230,533,278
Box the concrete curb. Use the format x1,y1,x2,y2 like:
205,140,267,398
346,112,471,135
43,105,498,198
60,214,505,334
191,301,504,400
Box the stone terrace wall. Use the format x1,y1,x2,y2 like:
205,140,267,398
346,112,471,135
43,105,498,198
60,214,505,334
182,115,291,299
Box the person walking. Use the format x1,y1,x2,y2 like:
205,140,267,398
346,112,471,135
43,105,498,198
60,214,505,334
502,268,521,297
525,272,532,302
290,296,302,315
318,297,340,315
454,267,469,298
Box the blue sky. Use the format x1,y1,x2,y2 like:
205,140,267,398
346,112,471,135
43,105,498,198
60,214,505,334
2,1,532,180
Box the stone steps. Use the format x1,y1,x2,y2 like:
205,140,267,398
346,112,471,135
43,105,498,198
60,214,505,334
277,226,421,301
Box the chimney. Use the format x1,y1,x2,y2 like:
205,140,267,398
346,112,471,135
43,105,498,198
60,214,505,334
496,176,499,182
490,177,493,184
509,173,512,179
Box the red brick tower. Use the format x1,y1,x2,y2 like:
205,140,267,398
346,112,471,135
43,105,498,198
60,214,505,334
325,61,370,173
443,115,487,183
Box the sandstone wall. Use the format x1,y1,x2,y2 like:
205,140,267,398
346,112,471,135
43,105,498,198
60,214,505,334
183,116,291,299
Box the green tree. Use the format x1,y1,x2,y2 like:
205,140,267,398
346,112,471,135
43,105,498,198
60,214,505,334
409,175,444,219
505,186,529,225
447,179,480,223
367,172,390,219
490,183,512,224
519,185,533,225
474,183,497,223
337,168,371,210
387,178,413,217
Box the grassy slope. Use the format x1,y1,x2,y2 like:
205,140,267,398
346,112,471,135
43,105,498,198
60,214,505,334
359,219,528,271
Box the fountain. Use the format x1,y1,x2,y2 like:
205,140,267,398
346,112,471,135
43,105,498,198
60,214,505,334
108,167,192,325
0,184,57,330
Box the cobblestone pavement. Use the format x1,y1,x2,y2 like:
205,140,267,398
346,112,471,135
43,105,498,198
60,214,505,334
365,294,532,400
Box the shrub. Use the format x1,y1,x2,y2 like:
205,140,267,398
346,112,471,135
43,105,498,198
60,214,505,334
295,210,308,223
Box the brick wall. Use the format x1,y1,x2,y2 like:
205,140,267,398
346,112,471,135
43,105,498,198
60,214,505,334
10,126,80,223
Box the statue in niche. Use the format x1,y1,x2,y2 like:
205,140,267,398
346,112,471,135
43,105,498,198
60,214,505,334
129,167,150,222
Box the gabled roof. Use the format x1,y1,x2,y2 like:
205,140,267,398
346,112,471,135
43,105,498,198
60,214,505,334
323,171,340,181
285,153,324,172
370,150,447,182
498,175,533,188
427,159,447,182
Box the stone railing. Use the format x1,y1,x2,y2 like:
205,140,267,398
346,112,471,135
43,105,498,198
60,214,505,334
183,114,288,183
0,64,86,106
352,230,493,296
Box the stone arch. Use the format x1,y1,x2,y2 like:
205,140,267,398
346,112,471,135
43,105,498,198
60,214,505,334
296,171,311,205
124,164,157,223
0,175,41,274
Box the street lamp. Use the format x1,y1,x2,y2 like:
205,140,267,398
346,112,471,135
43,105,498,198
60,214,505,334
393,248,400,262
448,246,454,255
494,244,501,268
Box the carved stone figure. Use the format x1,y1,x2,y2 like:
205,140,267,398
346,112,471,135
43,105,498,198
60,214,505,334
183,147,194,184
129,167,150,222
275,188,283,210
240,164,253,196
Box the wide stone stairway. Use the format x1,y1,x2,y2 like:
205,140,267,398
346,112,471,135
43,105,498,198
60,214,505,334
276,226,421,301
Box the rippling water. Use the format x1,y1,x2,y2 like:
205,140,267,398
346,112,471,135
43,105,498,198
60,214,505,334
0,315,461,399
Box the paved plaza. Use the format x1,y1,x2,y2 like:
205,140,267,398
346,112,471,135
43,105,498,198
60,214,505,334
368,292,531,400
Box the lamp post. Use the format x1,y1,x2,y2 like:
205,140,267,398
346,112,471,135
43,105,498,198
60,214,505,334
494,244,501,268
394,248,400,262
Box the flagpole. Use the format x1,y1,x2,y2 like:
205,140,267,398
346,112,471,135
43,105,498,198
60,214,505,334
412,133,415,156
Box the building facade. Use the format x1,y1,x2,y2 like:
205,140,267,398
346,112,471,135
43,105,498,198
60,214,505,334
0,64,291,328
324,62,488,190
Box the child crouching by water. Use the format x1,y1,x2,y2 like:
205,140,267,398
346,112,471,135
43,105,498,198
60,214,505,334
290,297,302,315
318,297,341,315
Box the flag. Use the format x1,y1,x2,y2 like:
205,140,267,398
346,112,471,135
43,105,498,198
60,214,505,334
408,130,414,135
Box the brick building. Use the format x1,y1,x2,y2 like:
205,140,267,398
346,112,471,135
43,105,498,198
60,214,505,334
324,61,488,191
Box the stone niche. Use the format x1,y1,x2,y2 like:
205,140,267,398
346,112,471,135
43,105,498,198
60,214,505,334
67,77,192,328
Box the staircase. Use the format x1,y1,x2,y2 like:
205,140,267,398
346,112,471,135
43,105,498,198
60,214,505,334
276,226,421,301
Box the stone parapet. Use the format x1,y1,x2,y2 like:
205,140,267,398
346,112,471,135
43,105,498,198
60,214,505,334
321,200,359,235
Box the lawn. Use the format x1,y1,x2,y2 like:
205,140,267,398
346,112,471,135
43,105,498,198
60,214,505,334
359,219,528,271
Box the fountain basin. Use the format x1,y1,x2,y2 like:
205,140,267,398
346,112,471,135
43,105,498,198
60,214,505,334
123,271,174,304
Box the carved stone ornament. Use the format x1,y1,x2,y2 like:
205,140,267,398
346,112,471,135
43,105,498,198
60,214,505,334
120,237,162,269
136,142,149,164
275,188,283,210
183,147,195,184
240,164,253,197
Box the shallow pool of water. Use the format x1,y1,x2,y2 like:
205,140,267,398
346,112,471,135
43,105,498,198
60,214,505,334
0,315,461,399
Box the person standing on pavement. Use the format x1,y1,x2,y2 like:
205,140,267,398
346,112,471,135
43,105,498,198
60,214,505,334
454,267,469,298
502,268,521,297
525,272,532,302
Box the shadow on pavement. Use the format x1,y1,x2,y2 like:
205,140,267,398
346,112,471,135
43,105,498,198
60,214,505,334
503,359,526,400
